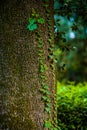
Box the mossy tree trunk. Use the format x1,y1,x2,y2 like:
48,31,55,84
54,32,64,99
0,0,56,130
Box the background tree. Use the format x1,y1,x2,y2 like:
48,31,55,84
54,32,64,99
0,0,57,130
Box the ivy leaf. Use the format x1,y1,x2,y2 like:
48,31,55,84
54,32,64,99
45,107,51,113
45,90,50,95
40,88,46,93
46,98,50,102
35,14,39,18
43,85,49,89
46,103,51,107
42,96,48,101
38,18,45,24
27,23,37,31
49,55,53,59
48,38,52,43
44,121,51,128
40,75,46,79
40,89,50,95
29,18,35,24
53,128,58,130
54,59,57,63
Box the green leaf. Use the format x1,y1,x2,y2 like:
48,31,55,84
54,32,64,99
38,53,42,56
45,107,51,113
46,103,51,107
38,18,45,24
48,38,52,43
43,85,49,89
39,50,43,53
39,59,43,64
40,75,46,79
41,82,45,86
44,65,49,71
42,96,48,101
46,13,50,17
46,98,50,102
49,55,53,59
38,44,43,48
40,88,46,93
43,4,49,8
27,23,37,31
53,128,58,130
44,90,50,95
44,121,51,128
29,18,35,24
54,59,57,63
40,89,50,95
35,14,39,18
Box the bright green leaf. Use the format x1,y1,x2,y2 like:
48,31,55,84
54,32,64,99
38,18,45,24
27,23,37,31
46,102,51,107
29,18,35,24
45,107,51,113
43,85,49,89
44,121,51,128
42,96,47,101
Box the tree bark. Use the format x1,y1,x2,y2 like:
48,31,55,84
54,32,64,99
0,0,56,130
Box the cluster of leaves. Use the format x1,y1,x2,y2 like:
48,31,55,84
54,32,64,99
27,18,45,31
36,30,52,129
27,8,45,31
57,81,87,129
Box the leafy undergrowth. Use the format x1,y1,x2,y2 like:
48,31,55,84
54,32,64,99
57,81,87,130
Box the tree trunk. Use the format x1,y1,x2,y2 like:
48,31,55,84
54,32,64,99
0,0,56,130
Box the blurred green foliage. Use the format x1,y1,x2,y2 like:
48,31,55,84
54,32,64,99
57,81,87,129
54,0,87,83
55,37,87,82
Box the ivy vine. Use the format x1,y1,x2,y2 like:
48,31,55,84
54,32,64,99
27,8,45,31
27,2,58,130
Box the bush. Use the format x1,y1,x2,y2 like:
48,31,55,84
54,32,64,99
57,81,87,130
